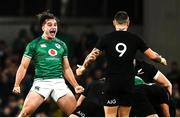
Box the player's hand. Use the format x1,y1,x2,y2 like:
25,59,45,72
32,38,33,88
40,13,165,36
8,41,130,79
87,52,97,62
160,57,167,66
74,85,84,94
76,65,86,76
12,86,21,95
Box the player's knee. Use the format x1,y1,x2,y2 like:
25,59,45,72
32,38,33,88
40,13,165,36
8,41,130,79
19,111,29,117
19,108,33,117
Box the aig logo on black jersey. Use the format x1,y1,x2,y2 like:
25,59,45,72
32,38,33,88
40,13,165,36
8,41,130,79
107,99,116,105
48,49,57,56
76,111,85,117
137,68,144,75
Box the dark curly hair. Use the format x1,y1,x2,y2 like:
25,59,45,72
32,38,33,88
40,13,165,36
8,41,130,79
37,10,59,27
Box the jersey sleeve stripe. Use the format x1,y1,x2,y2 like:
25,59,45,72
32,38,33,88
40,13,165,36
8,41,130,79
23,54,32,59
63,56,68,58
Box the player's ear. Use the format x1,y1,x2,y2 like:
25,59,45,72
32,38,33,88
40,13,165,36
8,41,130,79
127,20,130,27
113,19,116,27
42,25,45,32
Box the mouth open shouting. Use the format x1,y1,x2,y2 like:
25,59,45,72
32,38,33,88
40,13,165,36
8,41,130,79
47,28,57,39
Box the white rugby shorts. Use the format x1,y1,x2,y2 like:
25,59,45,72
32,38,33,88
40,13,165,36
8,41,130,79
30,78,72,102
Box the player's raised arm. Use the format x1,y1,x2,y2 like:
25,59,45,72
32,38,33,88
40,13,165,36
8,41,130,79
76,48,102,76
83,48,102,68
144,48,167,66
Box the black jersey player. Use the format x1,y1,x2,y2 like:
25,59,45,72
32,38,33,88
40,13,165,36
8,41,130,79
76,11,167,117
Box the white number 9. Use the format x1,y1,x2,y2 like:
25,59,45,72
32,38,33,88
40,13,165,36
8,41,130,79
115,43,127,57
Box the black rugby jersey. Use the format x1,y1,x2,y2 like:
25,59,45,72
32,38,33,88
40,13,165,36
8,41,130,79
135,60,158,83
95,31,148,76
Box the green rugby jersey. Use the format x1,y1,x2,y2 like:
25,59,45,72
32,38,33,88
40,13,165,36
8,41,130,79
134,76,145,86
23,36,68,80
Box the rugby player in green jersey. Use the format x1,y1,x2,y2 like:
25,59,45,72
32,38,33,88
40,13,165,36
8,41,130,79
12,11,84,117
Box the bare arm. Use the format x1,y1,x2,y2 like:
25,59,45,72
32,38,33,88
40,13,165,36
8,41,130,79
154,71,172,96
13,56,31,94
153,71,171,117
83,48,102,68
144,48,167,65
160,103,170,117
76,94,86,107
76,48,102,76
63,57,84,93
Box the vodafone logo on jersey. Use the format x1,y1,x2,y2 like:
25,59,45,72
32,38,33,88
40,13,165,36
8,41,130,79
48,49,57,56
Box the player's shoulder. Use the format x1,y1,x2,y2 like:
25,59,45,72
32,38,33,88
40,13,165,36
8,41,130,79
125,31,142,40
30,36,42,42
54,37,66,45
105,31,119,36
27,37,42,46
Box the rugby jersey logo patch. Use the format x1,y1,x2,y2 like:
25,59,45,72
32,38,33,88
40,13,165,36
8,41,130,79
137,68,144,75
55,43,61,49
40,44,47,48
48,49,57,56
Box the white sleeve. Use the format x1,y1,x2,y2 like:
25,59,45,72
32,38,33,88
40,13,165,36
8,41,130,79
153,70,160,80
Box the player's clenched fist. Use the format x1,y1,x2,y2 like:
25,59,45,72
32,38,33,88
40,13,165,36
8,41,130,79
74,85,84,94
12,86,21,95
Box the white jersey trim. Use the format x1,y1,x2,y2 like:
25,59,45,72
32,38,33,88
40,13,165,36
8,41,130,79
63,56,68,58
23,54,32,59
153,70,160,80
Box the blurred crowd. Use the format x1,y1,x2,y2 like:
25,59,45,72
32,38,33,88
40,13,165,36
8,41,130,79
0,22,180,116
